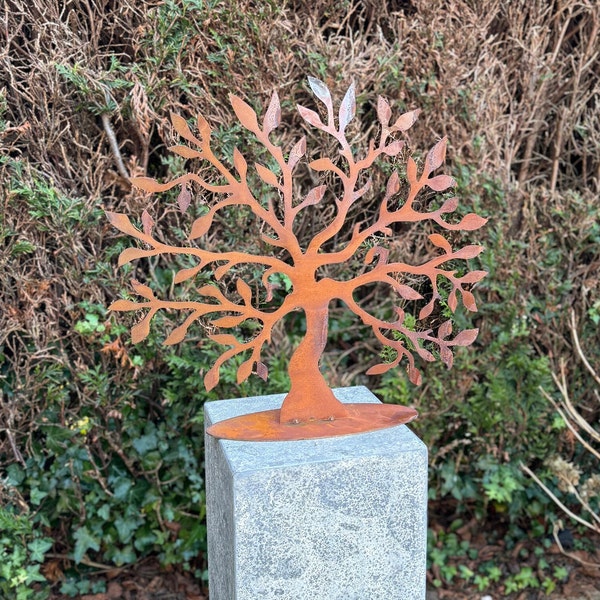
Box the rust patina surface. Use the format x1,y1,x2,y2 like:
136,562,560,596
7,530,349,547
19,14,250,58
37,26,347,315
108,78,487,441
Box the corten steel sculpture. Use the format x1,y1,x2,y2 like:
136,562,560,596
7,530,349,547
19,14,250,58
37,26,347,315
107,77,487,441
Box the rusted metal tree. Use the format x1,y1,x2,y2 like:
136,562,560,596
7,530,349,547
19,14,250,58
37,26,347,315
107,77,487,441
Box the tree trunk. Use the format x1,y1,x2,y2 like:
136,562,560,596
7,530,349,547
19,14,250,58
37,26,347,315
280,303,349,424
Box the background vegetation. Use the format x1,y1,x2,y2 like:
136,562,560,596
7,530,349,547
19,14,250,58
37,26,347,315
1,0,599,597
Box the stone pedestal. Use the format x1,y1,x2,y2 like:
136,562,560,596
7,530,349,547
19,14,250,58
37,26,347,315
204,386,428,600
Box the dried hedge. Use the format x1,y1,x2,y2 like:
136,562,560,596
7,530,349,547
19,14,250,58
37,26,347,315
1,0,599,589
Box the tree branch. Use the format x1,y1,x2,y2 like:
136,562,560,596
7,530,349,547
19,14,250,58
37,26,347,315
305,137,389,255
107,211,294,277
101,112,130,181
521,462,599,534
111,287,297,388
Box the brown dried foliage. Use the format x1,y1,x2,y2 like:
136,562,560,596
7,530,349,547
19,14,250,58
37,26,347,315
0,0,597,491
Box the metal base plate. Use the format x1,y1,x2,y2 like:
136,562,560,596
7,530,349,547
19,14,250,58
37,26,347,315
206,403,418,441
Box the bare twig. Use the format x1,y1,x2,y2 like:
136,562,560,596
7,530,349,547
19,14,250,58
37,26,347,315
527,307,600,537
552,362,600,444
570,308,600,387
0,389,26,466
541,386,600,462
552,521,600,568
100,112,130,181
520,462,599,534
3,428,25,466
46,553,130,573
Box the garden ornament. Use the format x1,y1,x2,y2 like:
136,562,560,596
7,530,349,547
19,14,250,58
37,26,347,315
107,77,487,441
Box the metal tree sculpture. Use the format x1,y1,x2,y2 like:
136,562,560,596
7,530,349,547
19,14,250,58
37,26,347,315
107,77,487,441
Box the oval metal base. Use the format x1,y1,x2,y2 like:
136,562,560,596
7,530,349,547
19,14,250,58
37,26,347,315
206,403,418,441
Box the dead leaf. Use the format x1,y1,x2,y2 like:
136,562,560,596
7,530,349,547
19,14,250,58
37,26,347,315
107,582,123,598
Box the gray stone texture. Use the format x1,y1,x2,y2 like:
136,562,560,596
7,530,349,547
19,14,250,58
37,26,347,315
205,386,428,600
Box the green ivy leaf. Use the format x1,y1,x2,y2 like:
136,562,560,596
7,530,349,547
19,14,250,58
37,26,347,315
114,516,142,544
111,545,137,566
27,538,53,563
73,526,100,564
29,488,48,506
111,477,132,501
132,432,158,456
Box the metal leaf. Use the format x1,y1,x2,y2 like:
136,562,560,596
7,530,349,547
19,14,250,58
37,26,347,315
255,163,279,187
419,299,436,320
106,212,141,237
164,324,190,345
440,197,459,213
440,346,454,369
416,346,435,362
130,177,163,193
308,158,336,172
406,157,418,183
117,247,157,267
229,94,260,133
214,262,234,280
189,214,214,240
426,137,447,172
393,283,423,300
426,175,455,192
233,148,247,179
308,76,333,111
204,365,220,392
237,359,254,384
297,104,324,128
453,245,484,260
457,214,488,230
448,289,458,312
141,210,154,236
299,185,326,209
169,145,202,159
209,333,239,346
438,320,453,339
408,367,422,386
377,96,392,127
131,313,152,344
177,184,192,213
383,140,405,156
197,114,211,138
338,82,355,132
288,136,306,170
131,279,154,299
236,279,252,304
264,281,275,302
392,109,421,132
386,171,400,197
366,362,394,376
170,113,197,143
461,291,478,312
429,233,452,254
256,361,268,381
211,314,247,328
452,328,479,346
109,299,140,312
263,91,281,134
197,285,222,299
173,264,203,284
460,270,487,284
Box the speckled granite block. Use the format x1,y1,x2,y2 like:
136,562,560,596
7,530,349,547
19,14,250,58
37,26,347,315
204,386,427,600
